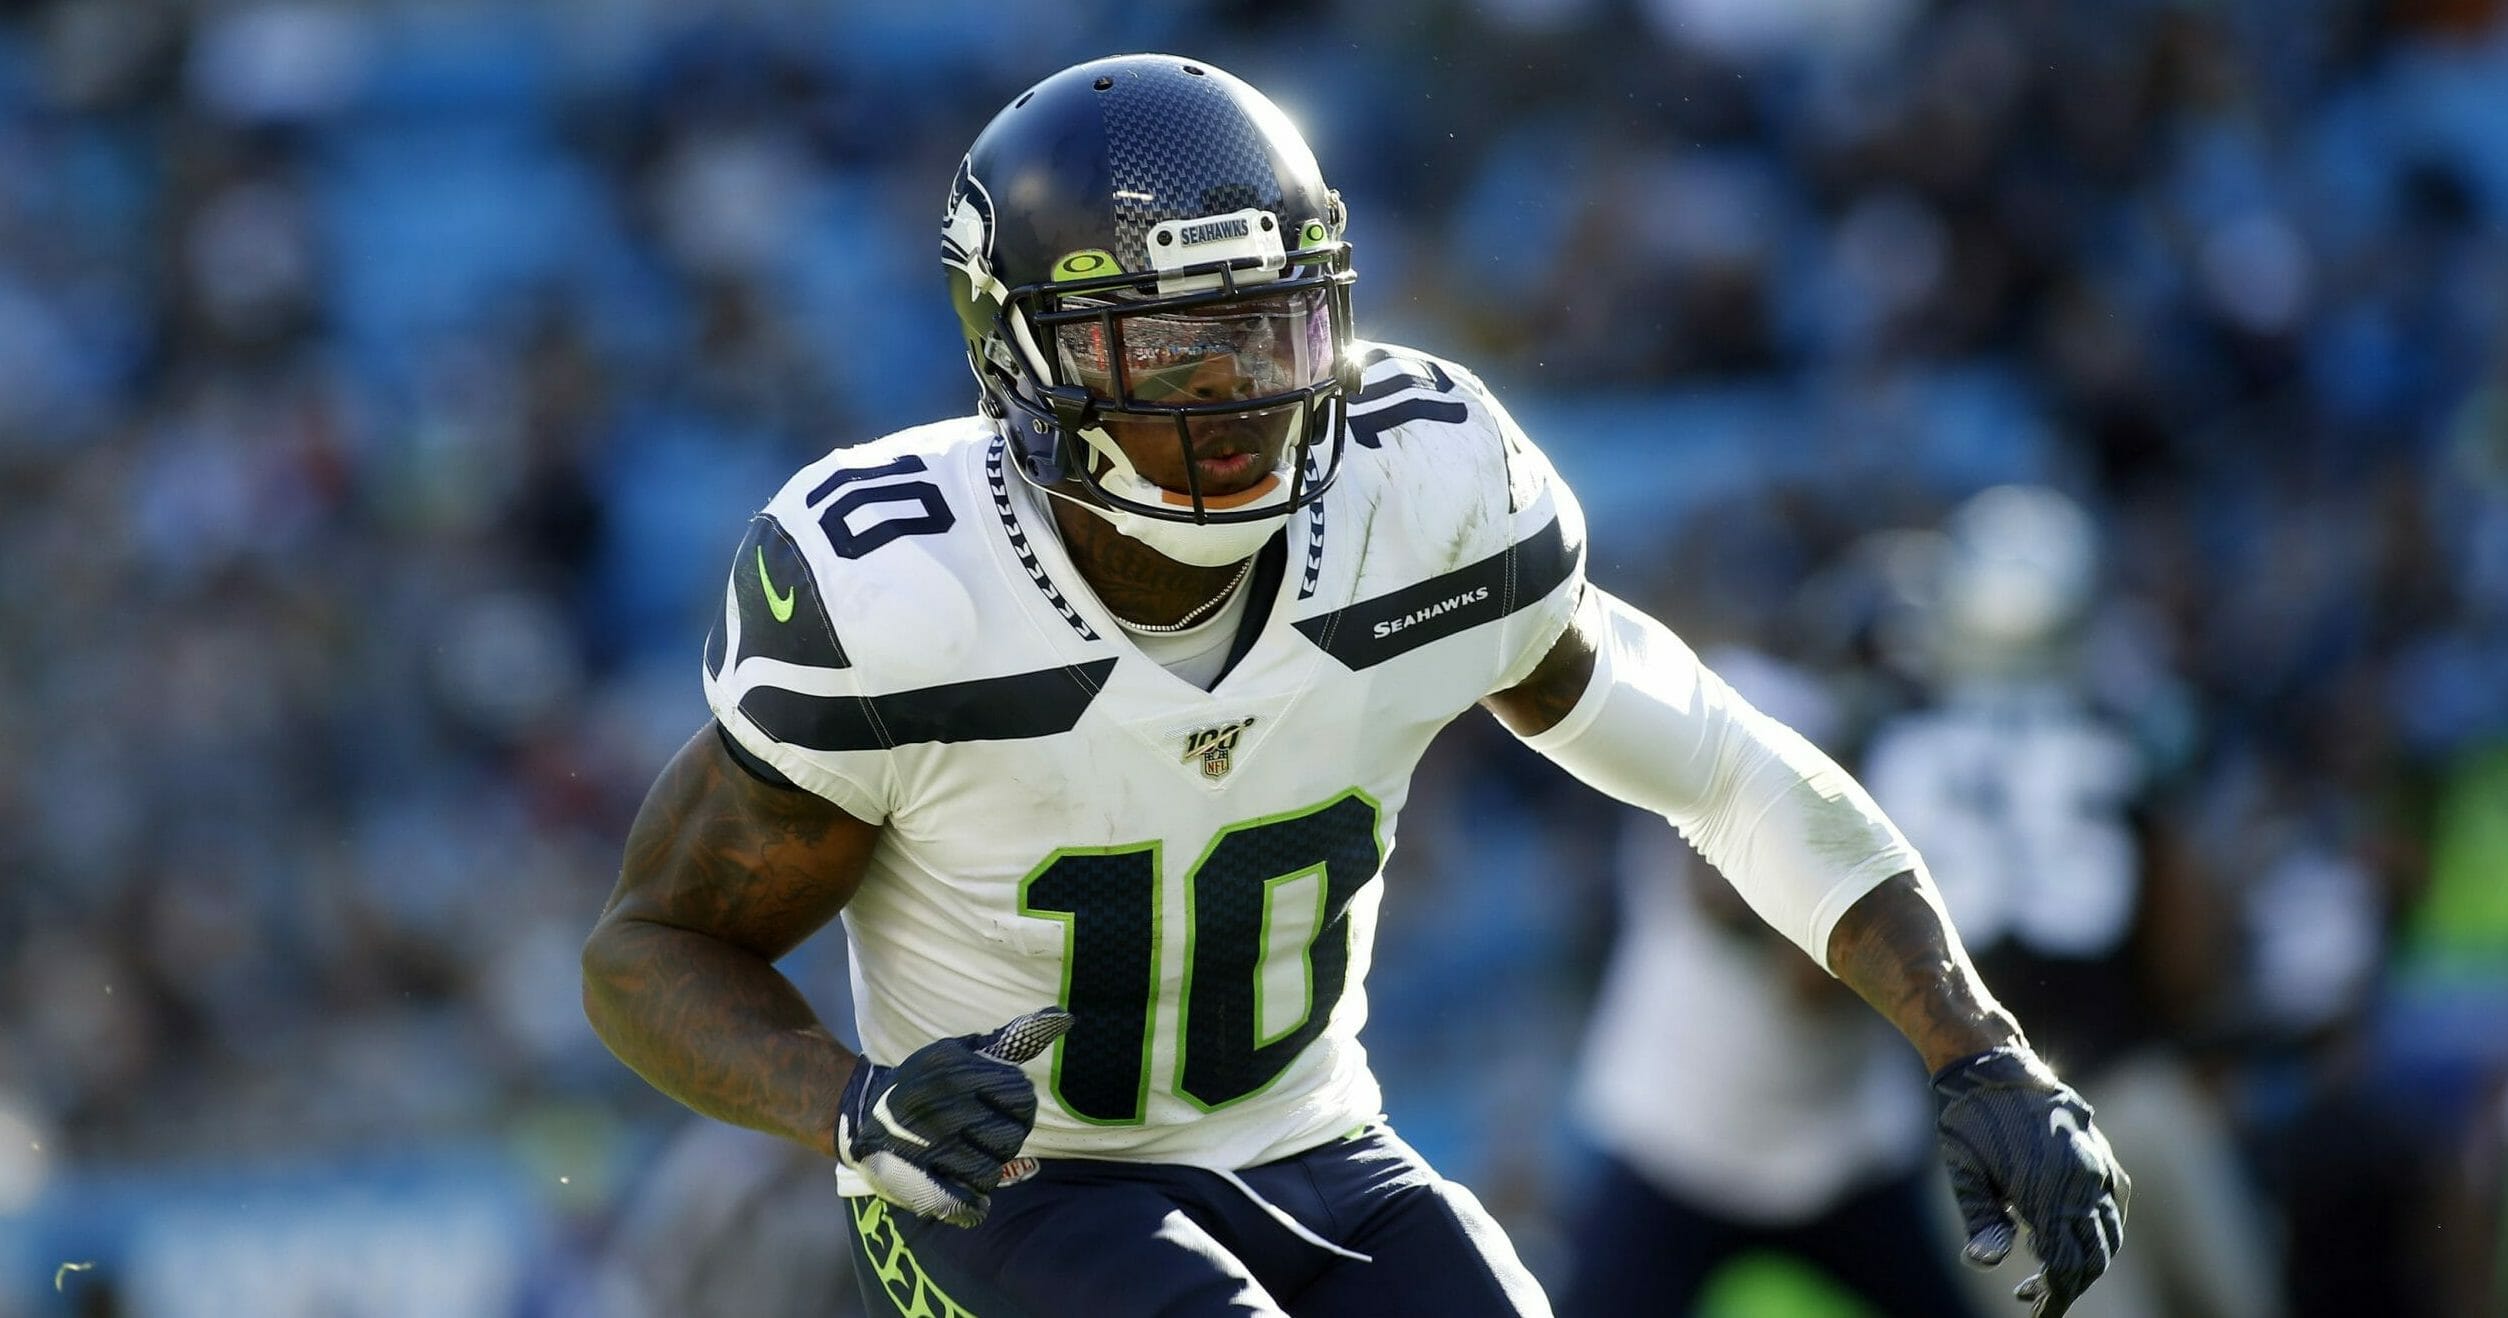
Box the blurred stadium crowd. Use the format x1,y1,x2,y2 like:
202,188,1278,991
2,0,2505,1314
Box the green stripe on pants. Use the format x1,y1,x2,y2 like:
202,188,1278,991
850,1196,980,1318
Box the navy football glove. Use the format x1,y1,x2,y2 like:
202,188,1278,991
836,1006,1073,1228
1932,1045,2132,1317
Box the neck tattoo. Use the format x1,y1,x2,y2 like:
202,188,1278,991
1113,554,1255,634
1048,493,1263,632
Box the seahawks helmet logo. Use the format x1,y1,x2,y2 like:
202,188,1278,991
941,155,1004,303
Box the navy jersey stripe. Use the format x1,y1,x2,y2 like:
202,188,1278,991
1347,397,1471,449
1292,516,1576,671
739,657,1120,752
715,721,800,789
1351,353,1453,402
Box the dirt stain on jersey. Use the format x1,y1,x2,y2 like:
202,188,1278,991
1444,496,1486,572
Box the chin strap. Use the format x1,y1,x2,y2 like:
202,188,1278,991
1037,479,1290,568
1014,414,1297,568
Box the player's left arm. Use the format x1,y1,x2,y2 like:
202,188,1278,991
1486,604,2018,1065
1486,592,2131,1317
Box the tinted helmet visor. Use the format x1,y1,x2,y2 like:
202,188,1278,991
1052,288,1334,410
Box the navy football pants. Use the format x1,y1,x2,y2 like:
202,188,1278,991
1557,1152,1980,1318
844,1127,1548,1317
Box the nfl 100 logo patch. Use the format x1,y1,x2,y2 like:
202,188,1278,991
1179,717,1258,780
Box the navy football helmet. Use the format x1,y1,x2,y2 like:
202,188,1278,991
943,55,1356,551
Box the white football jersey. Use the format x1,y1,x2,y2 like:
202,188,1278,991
703,343,1586,1184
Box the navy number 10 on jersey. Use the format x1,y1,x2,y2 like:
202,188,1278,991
1020,792,1382,1123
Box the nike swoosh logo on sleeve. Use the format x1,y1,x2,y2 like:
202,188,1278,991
757,545,798,623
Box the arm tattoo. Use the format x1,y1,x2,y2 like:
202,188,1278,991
1826,871,2026,1074
585,729,872,1157
608,741,850,944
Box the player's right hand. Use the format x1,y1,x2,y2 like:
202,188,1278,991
836,1006,1072,1228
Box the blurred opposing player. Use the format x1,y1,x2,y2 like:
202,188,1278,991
1562,644,1981,1317
584,56,2128,1317
1860,487,2278,1318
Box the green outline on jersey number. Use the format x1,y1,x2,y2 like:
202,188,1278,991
1017,789,1384,1124
1174,789,1383,1113
1251,861,1331,1052
1017,841,1165,1127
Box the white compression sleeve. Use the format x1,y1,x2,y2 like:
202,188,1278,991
1515,590,1923,970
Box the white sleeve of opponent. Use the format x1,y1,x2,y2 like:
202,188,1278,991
1514,589,1922,970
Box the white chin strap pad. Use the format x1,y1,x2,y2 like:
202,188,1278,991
1054,484,1291,567
1059,415,1303,567
1512,588,1925,969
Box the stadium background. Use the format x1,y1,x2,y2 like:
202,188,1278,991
2,0,2504,1313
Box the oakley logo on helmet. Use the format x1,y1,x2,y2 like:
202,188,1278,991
1052,249,1116,280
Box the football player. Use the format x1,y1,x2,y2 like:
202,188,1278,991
1859,486,2278,1318
584,55,2128,1317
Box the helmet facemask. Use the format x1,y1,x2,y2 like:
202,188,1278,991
991,226,1356,561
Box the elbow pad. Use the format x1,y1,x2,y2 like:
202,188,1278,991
1514,590,1921,968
